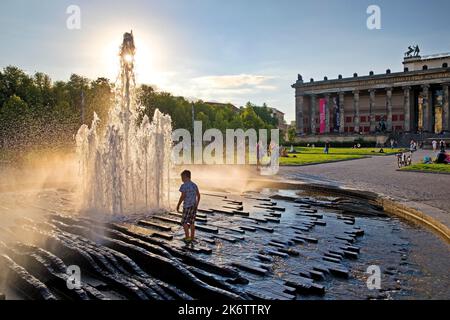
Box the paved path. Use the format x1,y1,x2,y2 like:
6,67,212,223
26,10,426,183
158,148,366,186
279,150,450,229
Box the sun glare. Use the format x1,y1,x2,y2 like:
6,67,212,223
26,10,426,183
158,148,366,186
123,54,133,63
100,31,166,87
84,25,172,92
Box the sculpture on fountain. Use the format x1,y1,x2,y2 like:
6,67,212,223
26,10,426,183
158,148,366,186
121,31,135,57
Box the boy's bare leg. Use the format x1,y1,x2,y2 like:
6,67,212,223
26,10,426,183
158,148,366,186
190,223,195,240
183,224,189,239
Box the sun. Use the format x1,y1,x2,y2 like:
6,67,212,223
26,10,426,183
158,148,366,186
97,29,168,87
81,22,173,87
123,54,133,64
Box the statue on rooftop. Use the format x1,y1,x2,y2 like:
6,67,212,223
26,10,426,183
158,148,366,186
405,46,414,58
405,45,420,58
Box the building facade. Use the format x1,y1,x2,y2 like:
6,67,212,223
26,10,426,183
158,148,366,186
267,107,289,140
292,52,450,137
268,107,287,130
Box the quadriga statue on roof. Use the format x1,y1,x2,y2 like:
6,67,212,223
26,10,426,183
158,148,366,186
405,45,420,58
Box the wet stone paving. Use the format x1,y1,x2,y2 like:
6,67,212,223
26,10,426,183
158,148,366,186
0,187,449,300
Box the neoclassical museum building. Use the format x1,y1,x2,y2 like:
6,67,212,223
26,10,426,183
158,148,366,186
292,49,450,142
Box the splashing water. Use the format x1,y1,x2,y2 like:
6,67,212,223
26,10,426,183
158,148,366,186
76,31,172,215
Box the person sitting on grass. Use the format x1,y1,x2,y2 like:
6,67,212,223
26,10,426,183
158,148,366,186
423,156,433,164
176,170,200,243
436,151,449,164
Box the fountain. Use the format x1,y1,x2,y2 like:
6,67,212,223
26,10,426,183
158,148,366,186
76,31,172,216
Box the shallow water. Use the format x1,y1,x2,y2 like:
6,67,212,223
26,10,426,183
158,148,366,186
0,185,448,300
169,188,450,299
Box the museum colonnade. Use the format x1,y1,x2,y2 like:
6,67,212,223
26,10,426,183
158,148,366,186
295,83,450,135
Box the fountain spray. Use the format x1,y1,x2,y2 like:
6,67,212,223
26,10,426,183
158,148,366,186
76,31,172,216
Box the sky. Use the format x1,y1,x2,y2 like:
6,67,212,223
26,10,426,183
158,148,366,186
1,0,450,122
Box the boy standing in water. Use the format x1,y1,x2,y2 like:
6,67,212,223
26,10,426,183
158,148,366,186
176,170,200,243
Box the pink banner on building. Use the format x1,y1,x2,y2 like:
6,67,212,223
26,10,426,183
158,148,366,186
319,98,326,133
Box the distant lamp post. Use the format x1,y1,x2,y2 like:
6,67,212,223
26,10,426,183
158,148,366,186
186,98,199,141
81,90,85,124
192,103,195,131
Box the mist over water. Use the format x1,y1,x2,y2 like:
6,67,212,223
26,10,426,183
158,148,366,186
75,32,172,216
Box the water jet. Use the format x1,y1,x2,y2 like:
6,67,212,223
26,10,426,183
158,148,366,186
76,31,172,216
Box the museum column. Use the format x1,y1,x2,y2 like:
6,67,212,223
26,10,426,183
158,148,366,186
325,94,331,133
403,86,411,132
443,84,449,133
386,87,393,132
421,84,431,132
310,94,317,134
295,93,304,134
353,90,360,133
339,92,345,134
369,89,376,133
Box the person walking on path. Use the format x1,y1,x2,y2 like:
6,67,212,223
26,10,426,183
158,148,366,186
390,139,395,149
324,142,330,154
440,140,446,153
432,140,438,152
410,140,416,152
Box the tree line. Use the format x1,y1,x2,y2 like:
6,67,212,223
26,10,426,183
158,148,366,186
0,66,281,159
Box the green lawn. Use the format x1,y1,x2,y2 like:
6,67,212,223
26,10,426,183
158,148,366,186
278,146,404,166
400,163,450,174
279,153,364,166
292,147,404,156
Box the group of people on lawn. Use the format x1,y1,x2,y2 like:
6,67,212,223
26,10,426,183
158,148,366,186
427,139,449,164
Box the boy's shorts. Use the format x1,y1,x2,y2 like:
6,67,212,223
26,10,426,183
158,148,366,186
181,206,197,225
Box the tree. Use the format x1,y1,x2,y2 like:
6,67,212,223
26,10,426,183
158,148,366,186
288,126,297,143
86,77,113,126
196,111,210,129
248,101,278,127
0,95,31,150
0,66,34,107
240,106,265,131
32,72,53,109
67,74,90,125
138,84,157,120
0,65,285,162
